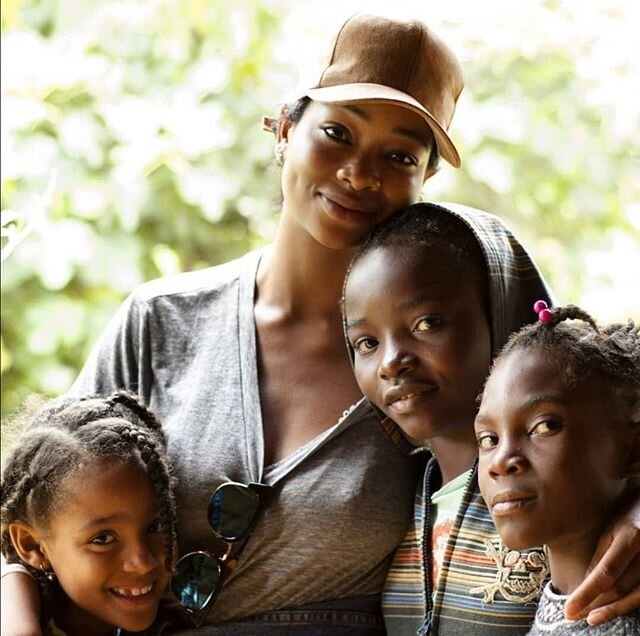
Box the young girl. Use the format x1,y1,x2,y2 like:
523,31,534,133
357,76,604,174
342,202,640,635
1,390,178,636
476,304,640,635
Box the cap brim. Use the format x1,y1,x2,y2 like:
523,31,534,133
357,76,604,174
306,83,460,168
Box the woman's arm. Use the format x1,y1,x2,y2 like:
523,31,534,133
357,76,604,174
0,571,43,636
565,489,640,625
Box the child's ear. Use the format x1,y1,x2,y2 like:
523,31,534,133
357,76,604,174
8,521,51,569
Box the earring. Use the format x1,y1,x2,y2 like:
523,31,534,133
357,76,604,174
39,562,56,582
274,141,287,166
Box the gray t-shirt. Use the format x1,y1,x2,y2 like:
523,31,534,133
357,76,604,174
71,249,421,625
528,582,640,635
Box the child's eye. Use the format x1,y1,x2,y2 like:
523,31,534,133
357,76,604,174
353,336,378,354
530,419,563,436
477,433,498,450
90,532,116,546
389,151,418,166
322,124,350,143
148,519,162,534
413,316,440,333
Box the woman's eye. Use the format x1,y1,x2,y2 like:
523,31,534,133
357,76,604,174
353,337,377,354
389,151,418,166
148,519,162,534
322,125,350,143
414,317,440,332
530,419,563,436
90,532,116,546
477,434,498,450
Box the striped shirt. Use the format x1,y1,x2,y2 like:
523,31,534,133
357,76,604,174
379,202,556,635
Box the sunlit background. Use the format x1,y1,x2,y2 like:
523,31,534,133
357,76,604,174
2,0,639,419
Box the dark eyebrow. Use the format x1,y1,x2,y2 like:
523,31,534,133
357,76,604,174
393,127,432,150
400,293,444,309
78,514,127,532
345,293,443,332
339,105,432,149
521,395,564,410
340,104,370,120
476,395,565,425
474,413,490,426
345,316,365,332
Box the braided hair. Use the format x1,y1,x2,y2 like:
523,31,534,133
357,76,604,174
0,390,178,595
496,305,640,421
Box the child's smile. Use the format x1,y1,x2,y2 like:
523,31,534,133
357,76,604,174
37,458,170,635
383,381,439,416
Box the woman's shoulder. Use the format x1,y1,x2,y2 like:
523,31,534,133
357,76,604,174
132,248,263,305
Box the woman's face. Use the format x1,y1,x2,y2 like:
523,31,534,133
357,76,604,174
279,100,436,250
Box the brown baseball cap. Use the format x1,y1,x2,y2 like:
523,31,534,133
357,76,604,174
303,14,464,167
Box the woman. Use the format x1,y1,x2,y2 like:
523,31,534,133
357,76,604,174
3,15,460,635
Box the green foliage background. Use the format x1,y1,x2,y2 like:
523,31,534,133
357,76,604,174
2,0,639,420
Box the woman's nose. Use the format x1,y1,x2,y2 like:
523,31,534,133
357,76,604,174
337,153,381,192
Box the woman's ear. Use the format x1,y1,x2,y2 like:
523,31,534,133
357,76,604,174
8,521,50,569
422,165,439,184
276,104,293,144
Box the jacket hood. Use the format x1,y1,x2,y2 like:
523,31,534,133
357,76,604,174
344,201,556,365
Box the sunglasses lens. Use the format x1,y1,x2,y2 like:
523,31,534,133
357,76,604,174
171,553,222,614
208,483,261,541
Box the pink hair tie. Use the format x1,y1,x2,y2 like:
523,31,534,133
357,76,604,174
533,300,552,324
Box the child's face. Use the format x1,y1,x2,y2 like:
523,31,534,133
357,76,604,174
344,244,491,445
37,458,169,633
475,348,633,552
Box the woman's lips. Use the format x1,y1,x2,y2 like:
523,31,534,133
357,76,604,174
318,192,379,225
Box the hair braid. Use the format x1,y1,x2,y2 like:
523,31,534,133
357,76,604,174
113,422,178,569
1,473,36,563
543,304,598,331
1,390,178,584
495,304,640,420
109,390,167,444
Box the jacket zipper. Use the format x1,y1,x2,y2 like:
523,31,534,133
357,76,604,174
417,459,478,636
417,458,436,635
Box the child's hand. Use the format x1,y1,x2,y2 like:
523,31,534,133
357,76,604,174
565,493,640,625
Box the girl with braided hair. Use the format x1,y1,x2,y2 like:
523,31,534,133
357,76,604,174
476,303,640,635
1,390,178,636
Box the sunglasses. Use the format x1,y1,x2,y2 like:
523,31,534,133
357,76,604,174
171,481,270,626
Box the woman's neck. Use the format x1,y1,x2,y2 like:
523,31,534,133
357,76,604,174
257,217,355,319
